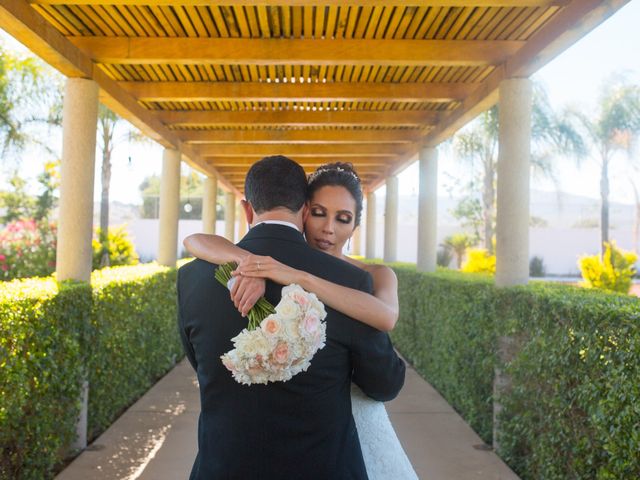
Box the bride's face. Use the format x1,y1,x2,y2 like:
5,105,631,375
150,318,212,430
304,185,357,257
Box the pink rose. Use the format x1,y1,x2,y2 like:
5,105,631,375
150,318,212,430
293,292,310,308
272,342,290,364
302,313,320,334
261,316,281,336
0,254,5,262
222,357,235,372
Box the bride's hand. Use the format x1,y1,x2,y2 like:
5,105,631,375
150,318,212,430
229,275,266,317
233,254,302,286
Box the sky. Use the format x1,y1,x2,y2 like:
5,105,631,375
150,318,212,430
2,1,640,206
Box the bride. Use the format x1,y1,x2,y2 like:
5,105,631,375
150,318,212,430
184,162,418,480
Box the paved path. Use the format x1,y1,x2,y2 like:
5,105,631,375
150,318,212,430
56,359,519,480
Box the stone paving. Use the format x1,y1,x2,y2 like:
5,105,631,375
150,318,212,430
56,359,519,480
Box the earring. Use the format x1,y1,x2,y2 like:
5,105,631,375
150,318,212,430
347,237,351,250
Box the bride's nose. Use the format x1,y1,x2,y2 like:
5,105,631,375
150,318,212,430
321,217,335,234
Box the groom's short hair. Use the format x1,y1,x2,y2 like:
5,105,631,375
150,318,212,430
245,155,308,214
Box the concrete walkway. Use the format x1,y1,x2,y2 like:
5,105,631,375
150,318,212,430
56,359,519,480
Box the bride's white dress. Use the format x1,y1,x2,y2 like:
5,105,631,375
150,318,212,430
351,384,419,480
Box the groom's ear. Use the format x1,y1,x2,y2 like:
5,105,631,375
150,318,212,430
301,202,310,224
241,199,254,225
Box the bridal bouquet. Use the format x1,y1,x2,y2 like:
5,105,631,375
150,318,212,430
215,263,327,385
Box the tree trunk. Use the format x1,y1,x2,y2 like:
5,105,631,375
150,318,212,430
483,155,496,253
600,158,610,254
100,143,112,268
631,181,640,254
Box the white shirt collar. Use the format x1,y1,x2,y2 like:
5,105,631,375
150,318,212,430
253,220,301,232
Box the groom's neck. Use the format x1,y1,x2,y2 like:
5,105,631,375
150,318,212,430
252,209,304,231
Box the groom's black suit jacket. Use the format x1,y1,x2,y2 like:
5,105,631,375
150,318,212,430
177,223,406,480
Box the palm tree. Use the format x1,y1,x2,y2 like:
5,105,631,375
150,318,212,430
569,79,640,252
442,233,475,269
453,83,584,254
96,106,148,267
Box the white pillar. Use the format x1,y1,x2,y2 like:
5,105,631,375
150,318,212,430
225,192,236,242
495,78,532,287
351,226,362,256
384,176,399,263
158,149,180,266
493,77,532,456
55,77,99,452
56,78,99,283
417,147,438,272
237,199,248,239
202,175,218,234
365,192,376,259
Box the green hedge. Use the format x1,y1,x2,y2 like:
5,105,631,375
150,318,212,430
0,264,182,480
0,278,90,480
87,264,182,436
387,263,640,479
389,265,496,443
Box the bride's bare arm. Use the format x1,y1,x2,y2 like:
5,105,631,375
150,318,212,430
183,234,265,316
234,255,399,331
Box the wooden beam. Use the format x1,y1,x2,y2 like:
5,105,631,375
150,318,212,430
160,110,440,127
206,157,391,167
0,0,241,195
178,129,423,144
31,1,569,7
120,81,472,103
70,38,523,67
419,0,630,150
196,144,408,157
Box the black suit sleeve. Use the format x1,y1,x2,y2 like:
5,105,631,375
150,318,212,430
177,267,198,372
349,270,406,402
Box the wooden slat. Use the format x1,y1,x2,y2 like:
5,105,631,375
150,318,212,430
159,109,441,127
31,1,569,6
206,157,391,167
178,129,422,144
69,37,523,66
195,143,410,156
120,81,472,103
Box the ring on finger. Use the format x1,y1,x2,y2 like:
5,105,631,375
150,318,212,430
257,261,261,270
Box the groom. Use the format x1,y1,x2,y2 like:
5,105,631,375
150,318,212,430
177,155,405,479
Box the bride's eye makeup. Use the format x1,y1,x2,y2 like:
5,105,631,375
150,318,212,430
310,203,353,224
337,213,353,224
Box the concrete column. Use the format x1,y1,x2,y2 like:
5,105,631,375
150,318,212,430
202,175,218,234
158,149,180,266
351,225,362,256
417,147,438,272
225,192,236,242
384,176,399,263
495,78,532,287
55,77,99,452
365,192,376,259
56,78,99,283
237,199,248,239
493,77,532,455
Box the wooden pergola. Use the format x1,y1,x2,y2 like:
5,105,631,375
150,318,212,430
1,0,630,451
0,1,628,195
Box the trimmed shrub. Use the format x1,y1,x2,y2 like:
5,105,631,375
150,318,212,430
578,241,637,294
92,225,139,270
461,248,496,274
0,263,181,479
389,266,496,442
87,264,181,436
0,278,90,480
385,263,640,479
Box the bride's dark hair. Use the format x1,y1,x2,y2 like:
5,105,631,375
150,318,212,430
307,162,363,227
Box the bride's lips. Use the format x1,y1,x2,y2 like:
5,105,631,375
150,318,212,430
314,238,334,250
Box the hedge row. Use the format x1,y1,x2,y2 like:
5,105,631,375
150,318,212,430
388,264,640,480
0,264,182,480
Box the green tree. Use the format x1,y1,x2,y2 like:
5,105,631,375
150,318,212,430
568,78,640,253
442,233,475,269
453,84,585,253
0,173,34,222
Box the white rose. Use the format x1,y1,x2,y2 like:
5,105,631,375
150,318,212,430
276,297,303,321
233,330,272,357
